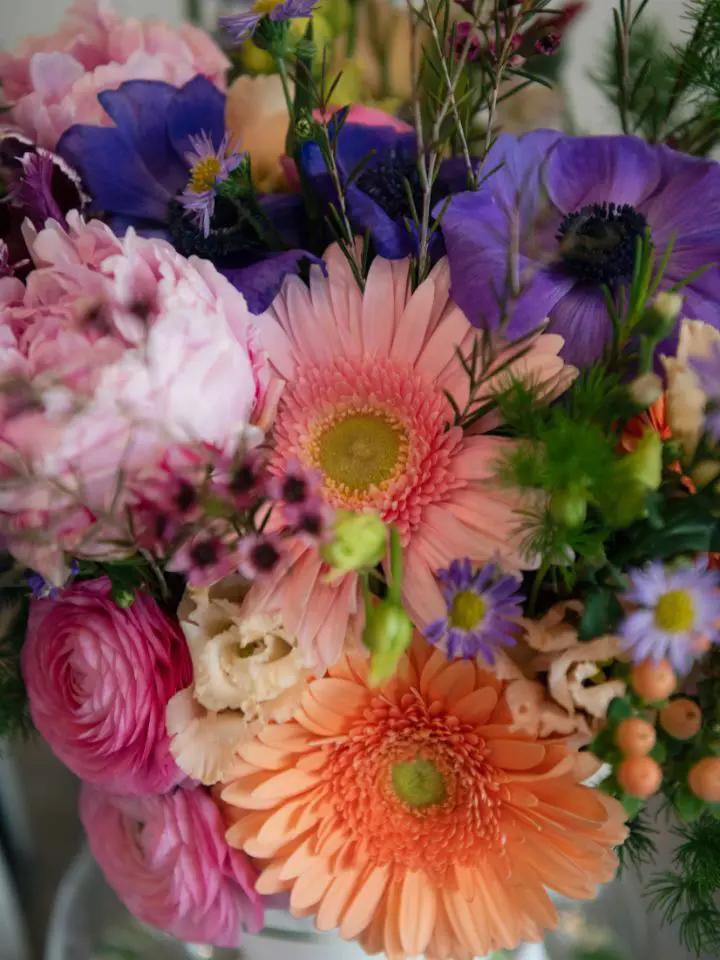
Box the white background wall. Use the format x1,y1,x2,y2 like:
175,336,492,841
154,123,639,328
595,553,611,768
0,0,688,133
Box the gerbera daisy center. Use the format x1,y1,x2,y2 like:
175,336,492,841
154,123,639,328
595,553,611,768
655,589,696,633
391,756,447,809
315,410,408,493
557,202,648,285
448,590,487,630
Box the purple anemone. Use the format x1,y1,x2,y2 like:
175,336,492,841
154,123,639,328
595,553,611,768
440,131,720,363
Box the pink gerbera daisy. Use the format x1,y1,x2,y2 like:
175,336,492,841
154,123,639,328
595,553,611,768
249,248,574,668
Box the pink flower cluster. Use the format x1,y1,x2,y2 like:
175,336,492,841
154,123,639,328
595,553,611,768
81,783,263,946
0,214,272,584
0,0,229,149
23,577,263,944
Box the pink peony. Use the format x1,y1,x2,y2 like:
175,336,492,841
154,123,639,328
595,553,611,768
0,0,229,149
80,782,263,946
0,213,272,582
22,577,192,794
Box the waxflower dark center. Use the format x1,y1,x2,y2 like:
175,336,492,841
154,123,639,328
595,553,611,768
557,202,648,285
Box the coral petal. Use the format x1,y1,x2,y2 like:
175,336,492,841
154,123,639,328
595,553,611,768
427,660,476,704
400,870,436,956
486,739,546,770
452,687,498,724
340,864,391,940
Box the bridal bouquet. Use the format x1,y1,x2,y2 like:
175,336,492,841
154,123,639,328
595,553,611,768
1,0,719,956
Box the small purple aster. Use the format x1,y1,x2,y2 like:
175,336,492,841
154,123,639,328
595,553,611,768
179,132,244,237
424,559,524,663
620,561,720,674
25,559,79,599
220,0,318,43
690,341,720,442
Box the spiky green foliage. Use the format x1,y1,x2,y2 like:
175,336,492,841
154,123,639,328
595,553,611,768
617,811,658,876
595,0,720,154
648,815,720,956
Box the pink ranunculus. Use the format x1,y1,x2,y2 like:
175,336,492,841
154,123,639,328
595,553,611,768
80,783,263,946
22,577,192,794
0,0,229,149
0,214,271,581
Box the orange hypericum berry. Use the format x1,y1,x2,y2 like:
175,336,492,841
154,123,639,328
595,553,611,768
615,717,656,757
617,756,663,798
630,658,677,702
659,699,702,740
688,757,720,803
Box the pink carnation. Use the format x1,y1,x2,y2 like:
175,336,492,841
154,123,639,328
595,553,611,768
0,214,272,582
22,578,192,794
80,783,263,946
0,0,229,149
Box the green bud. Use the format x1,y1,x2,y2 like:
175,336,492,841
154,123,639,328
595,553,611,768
549,487,588,528
294,114,313,142
363,602,414,687
321,510,386,579
624,429,663,492
637,292,684,339
112,586,136,609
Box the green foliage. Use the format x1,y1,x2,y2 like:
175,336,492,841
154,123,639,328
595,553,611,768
578,588,624,641
0,594,32,739
648,814,720,956
595,0,720,154
617,811,658,876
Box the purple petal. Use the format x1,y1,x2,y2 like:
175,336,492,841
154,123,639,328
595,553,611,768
166,76,226,162
545,135,662,214
57,125,171,221
272,0,318,20
545,286,614,364
223,250,326,314
97,81,188,193
219,11,264,41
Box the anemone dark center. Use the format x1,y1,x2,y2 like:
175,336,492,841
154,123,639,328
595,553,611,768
556,202,648,285
167,196,264,263
356,151,425,221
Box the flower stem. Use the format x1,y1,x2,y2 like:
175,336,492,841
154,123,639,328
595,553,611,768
388,526,403,605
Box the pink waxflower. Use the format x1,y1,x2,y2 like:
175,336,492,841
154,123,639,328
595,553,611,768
0,214,272,582
0,0,229,149
22,578,192,794
80,783,263,946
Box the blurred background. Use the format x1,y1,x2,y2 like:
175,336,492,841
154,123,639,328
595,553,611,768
0,0,707,958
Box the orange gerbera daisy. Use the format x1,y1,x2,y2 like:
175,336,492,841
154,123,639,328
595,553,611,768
221,638,627,959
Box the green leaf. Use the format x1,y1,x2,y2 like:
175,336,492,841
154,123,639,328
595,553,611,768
607,697,633,724
674,784,707,822
650,741,668,764
622,794,645,819
578,588,624,641
590,728,615,761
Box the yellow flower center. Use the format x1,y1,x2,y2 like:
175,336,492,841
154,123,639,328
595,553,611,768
252,0,283,13
655,589,696,633
314,409,408,495
189,156,223,194
391,757,446,809
449,590,487,631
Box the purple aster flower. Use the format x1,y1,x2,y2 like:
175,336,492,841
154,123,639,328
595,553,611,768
58,77,323,313
620,560,720,673
179,132,244,237
441,132,720,364
690,341,720,442
423,559,524,663
220,0,318,42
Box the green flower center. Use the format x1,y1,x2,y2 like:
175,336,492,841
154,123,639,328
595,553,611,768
655,589,696,633
448,590,487,631
391,757,446,809
317,411,407,493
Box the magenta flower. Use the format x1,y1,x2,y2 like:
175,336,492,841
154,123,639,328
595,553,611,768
80,783,263,947
424,560,524,663
22,578,192,794
620,561,720,673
